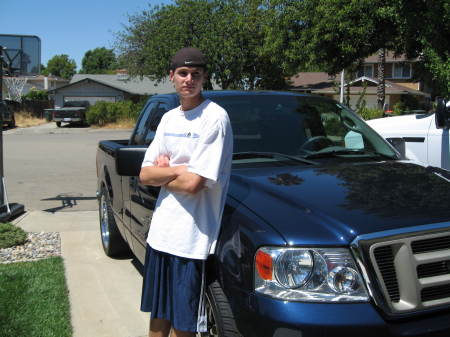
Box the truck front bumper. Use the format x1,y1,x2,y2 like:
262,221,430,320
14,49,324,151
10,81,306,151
238,293,450,337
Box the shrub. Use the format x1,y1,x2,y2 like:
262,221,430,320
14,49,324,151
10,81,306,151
86,99,146,126
393,101,407,115
0,223,27,249
357,107,384,120
22,88,49,101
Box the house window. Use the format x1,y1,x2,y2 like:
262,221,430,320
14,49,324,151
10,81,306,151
393,63,412,79
357,64,374,78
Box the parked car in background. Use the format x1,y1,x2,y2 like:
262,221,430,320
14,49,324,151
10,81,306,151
45,100,90,127
96,91,450,337
0,100,15,128
367,98,450,170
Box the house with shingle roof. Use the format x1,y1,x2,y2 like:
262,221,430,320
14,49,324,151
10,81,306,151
289,52,431,111
48,72,176,108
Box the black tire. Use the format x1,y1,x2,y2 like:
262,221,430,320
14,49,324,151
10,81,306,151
56,121,61,127
200,280,241,337
98,186,130,257
8,115,15,128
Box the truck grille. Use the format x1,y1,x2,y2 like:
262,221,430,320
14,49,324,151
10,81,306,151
353,226,450,316
411,235,450,253
373,246,400,302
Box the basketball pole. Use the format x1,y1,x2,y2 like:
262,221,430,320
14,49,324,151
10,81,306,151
0,45,25,222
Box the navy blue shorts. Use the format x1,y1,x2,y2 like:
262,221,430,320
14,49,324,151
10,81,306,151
140,245,207,333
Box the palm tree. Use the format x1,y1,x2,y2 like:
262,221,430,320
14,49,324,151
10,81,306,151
377,48,386,110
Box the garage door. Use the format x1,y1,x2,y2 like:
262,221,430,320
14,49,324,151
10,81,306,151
64,96,116,106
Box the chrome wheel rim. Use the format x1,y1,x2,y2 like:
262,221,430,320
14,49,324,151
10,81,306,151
100,194,110,248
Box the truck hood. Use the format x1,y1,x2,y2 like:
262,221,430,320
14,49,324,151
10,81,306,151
367,113,434,136
229,161,450,245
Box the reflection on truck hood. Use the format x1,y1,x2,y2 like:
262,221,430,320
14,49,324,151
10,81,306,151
229,161,450,245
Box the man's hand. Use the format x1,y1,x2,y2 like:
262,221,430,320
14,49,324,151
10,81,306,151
154,155,188,175
141,154,202,193
140,154,186,187
155,155,170,167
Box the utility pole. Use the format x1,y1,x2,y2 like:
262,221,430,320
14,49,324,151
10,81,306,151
0,45,25,222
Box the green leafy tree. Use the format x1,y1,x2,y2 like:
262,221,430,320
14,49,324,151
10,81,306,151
44,54,76,79
40,63,47,75
80,47,117,74
116,0,287,89
265,0,449,97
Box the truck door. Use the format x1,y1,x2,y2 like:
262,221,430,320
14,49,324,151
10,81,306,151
427,114,450,170
128,100,172,261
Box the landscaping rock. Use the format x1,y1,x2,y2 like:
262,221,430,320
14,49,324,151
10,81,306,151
0,232,61,263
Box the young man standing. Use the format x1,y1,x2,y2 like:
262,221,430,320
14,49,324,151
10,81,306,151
139,48,233,337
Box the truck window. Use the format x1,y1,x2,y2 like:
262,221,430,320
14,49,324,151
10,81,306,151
144,103,169,145
132,101,158,145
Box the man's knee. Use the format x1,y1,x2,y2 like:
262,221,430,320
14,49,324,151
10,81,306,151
149,318,171,337
171,327,195,337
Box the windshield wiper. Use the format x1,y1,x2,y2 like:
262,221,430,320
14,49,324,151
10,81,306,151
233,152,317,165
302,149,396,160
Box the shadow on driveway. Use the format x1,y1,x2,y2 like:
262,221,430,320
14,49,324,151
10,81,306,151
41,193,97,213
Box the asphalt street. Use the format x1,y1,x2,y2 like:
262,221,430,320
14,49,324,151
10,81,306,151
3,123,132,212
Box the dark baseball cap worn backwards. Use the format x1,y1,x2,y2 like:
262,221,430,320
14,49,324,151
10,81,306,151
170,47,207,70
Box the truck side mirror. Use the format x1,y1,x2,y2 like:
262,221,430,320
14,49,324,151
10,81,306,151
386,137,406,159
435,98,449,129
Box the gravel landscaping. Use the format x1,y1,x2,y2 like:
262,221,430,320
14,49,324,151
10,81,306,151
0,232,61,263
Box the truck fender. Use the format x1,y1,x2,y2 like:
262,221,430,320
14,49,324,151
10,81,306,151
101,166,114,201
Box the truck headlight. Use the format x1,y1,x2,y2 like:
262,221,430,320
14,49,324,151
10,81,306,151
254,247,368,302
274,249,313,288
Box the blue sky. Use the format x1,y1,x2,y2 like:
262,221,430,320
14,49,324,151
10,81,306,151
1,0,171,70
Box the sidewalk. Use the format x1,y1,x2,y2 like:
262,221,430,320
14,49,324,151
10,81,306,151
14,210,149,337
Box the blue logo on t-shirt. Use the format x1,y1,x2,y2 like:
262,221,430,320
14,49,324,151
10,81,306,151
164,132,200,138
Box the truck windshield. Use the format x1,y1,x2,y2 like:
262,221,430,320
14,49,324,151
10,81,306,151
210,94,398,160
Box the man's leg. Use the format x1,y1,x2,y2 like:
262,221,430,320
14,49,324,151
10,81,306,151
149,318,171,337
171,328,195,337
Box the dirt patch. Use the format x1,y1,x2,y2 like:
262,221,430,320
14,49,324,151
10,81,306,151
15,112,48,128
90,118,135,129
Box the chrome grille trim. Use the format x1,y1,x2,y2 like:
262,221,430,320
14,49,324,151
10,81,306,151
351,222,450,317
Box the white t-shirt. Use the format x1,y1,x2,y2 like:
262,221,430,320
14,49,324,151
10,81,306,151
141,99,233,260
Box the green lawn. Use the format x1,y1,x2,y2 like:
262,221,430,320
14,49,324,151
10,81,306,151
0,257,72,337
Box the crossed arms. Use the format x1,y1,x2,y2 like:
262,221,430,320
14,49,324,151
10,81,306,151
139,155,205,194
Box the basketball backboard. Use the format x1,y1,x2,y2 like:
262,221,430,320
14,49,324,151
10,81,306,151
0,34,41,76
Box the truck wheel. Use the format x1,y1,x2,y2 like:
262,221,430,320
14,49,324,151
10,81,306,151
199,280,240,337
99,187,129,257
56,121,61,127
8,116,15,128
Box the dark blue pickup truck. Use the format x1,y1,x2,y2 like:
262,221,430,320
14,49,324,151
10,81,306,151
96,91,450,337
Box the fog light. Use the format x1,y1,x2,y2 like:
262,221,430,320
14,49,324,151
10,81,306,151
327,266,360,293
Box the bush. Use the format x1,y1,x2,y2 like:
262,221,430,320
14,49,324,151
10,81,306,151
86,99,146,126
22,89,49,101
0,223,27,249
357,107,384,120
393,101,407,115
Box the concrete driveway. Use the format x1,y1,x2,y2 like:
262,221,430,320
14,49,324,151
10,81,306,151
5,123,149,337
